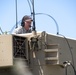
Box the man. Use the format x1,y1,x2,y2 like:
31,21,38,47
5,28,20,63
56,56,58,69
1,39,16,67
13,15,32,34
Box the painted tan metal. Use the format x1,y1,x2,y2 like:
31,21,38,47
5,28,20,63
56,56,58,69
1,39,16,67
18,31,76,75
0,34,13,67
0,31,76,75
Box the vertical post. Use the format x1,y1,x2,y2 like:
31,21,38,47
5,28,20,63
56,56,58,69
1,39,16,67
15,0,18,28
32,0,37,36
32,0,36,31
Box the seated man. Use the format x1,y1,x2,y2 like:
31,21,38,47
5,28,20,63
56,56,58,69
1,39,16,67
13,15,32,34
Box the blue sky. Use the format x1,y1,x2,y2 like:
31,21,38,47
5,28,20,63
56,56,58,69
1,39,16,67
0,0,76,39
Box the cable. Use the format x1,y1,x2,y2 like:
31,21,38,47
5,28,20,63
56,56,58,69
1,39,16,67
59,34,76,75
27,1,59,34
26,0,32,16
30,0,32,4
59,34,74,66
70,63,76,75
63,61,76,75
35,13,59,35
9,20,21,34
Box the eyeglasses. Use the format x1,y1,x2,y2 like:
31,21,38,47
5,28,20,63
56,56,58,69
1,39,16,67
25,21,32,24
24,20,32,28
25,19,33,22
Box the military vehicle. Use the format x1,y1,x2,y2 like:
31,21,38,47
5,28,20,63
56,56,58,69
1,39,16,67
0,31,76,75
0,0,76,75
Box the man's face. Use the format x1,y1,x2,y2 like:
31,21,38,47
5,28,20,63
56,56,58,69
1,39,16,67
24,19,32,30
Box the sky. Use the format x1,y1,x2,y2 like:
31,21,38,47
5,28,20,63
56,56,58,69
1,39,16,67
0,0,76,39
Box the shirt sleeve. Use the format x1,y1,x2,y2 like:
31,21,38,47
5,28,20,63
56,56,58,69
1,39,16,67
12,28,22,34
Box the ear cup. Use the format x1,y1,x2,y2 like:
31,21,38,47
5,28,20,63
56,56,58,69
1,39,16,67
21,21,25,27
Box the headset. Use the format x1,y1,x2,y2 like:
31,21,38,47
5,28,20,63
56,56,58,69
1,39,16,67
21,20,25,27
21,15,32,27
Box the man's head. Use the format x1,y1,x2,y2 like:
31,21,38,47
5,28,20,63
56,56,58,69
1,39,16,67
21,15,32,30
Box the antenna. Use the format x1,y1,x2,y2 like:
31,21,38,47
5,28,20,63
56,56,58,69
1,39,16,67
31,0,37,36
32,0,36,31
35,13,59,35
15,0,18,28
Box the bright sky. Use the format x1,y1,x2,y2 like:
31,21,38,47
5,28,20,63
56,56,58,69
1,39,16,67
0,0,76,39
